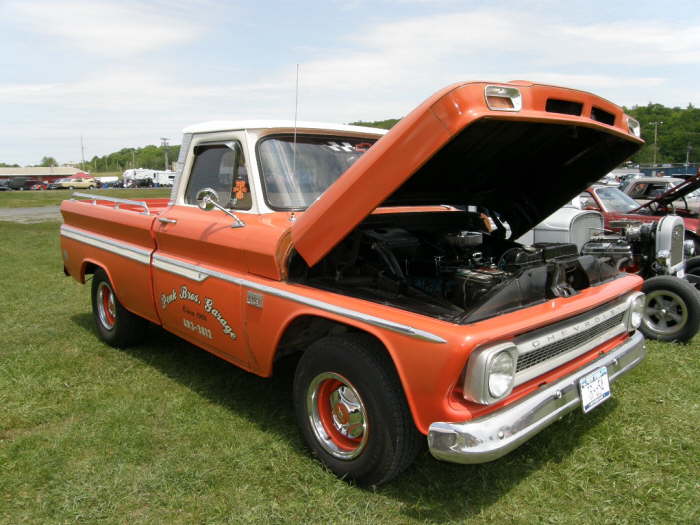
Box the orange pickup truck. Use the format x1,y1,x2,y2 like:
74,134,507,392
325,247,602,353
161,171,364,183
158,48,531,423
61,81,647,485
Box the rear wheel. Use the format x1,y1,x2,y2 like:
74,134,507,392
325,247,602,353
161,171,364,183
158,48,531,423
293,334,422,486
640,276,700,343
91,268,147,347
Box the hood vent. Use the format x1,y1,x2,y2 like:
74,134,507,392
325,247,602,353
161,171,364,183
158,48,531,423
591,107,615,126
546,99,583,116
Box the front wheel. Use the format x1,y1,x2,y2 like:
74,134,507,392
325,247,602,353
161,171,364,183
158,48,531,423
640,275,700,343
293,334,422,486
91,268,147,347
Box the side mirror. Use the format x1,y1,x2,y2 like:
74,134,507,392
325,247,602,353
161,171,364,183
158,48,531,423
194,187,245,228
195,188,219,211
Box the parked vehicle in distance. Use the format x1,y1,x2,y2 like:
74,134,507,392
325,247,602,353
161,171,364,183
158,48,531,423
30,182,48,190
61,81,647,485
123,169,176,187
622,176,700,215
47,178,69,190
0,180,11,191
51,177,97,190
618,172,644,191
7,177,44,191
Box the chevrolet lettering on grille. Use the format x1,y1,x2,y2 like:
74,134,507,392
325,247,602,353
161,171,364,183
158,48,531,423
513,300,629,386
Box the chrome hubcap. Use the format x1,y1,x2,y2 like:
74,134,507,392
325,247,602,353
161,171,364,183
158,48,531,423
306,372,368,460
97,281,116,329
643,290,688,336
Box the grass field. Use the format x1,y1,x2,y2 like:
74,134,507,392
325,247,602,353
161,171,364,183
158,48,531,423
0,188,171,209
0,196,699,524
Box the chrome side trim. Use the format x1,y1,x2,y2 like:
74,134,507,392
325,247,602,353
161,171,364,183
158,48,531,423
60,224,151,265
152,255,208,282
72,192,150,215
428,331,645,464
151,254,447,344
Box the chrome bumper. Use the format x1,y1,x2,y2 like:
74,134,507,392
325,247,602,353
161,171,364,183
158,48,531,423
427,331,645,464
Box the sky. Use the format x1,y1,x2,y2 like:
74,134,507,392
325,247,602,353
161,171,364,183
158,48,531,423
1,0,699,166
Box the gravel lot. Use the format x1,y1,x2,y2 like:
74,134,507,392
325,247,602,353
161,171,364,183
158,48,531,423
0,206,61,223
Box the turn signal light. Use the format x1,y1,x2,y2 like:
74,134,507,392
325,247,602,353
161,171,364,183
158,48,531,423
485,85,522,112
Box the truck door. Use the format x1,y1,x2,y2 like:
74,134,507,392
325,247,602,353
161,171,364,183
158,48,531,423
152,139,254,368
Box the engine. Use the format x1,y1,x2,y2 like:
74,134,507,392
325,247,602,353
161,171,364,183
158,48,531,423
582,215,688,277
290,215,623,324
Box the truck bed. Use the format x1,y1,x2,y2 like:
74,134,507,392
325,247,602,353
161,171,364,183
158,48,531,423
60,194,171,325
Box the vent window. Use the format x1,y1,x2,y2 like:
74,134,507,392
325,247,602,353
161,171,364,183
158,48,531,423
545,99,583,116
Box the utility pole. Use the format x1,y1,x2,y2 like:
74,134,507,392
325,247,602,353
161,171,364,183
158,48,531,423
132,149,136,169
80,135,86,171
160,137,170,170
650,121,663,167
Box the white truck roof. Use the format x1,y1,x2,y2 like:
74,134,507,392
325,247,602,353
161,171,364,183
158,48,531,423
182,120,389,136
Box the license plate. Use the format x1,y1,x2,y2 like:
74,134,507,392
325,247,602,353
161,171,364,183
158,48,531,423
579,366,611,413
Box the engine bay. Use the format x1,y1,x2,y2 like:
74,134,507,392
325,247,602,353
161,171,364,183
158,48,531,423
289,211,623,323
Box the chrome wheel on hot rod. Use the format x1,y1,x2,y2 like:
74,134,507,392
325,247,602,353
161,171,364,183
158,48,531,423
640,275,700,343
293,334,422,486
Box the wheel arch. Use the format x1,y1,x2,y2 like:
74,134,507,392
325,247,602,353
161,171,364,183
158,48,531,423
272,312,426,433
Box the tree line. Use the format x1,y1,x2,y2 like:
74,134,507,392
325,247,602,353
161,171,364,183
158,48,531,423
4,103,697,171
352,102,700,166
85,144,181,173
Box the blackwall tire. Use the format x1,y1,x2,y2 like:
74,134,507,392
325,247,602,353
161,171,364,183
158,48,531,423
91,268,148,347
640,276,700,343
293,334,422,486
685,256,700,277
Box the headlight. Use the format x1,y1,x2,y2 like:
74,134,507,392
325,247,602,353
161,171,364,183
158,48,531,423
627,116,641,138
624,292,645,331
463,342,518,404
488,351,516,398
684,240,695,257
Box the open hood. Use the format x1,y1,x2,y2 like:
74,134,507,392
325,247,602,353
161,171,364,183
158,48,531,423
291,81,643,267
632,173,700,214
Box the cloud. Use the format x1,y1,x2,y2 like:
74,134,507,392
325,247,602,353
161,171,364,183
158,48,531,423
271,8,700,118
5,0,202,56
2,4,699,164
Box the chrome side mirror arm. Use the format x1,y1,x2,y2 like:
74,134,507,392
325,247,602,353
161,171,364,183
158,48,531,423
195,188,246,228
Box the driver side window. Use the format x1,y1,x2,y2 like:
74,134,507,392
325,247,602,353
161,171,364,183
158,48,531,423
184,142,252,210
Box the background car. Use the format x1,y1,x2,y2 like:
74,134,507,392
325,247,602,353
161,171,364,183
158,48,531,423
622,176,700,214
7,178,44,191
51,177,97,190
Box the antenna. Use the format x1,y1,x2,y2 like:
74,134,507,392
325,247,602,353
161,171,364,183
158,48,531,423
292,63,300,178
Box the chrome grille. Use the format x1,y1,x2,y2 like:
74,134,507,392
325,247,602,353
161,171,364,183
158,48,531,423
513,297,630,386
571,212,603,251
515,312,624,372
671,223,684,267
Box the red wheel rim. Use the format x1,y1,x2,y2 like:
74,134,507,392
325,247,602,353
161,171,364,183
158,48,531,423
97,281,116,329
306,372,368,460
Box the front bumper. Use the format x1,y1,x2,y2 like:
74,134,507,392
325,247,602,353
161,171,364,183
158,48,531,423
428,330,645,464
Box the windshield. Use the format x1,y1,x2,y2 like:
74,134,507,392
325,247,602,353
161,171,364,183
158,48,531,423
595,186,642,212
258,134,377,210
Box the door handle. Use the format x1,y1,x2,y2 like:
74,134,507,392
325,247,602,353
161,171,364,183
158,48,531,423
158,217,177,224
